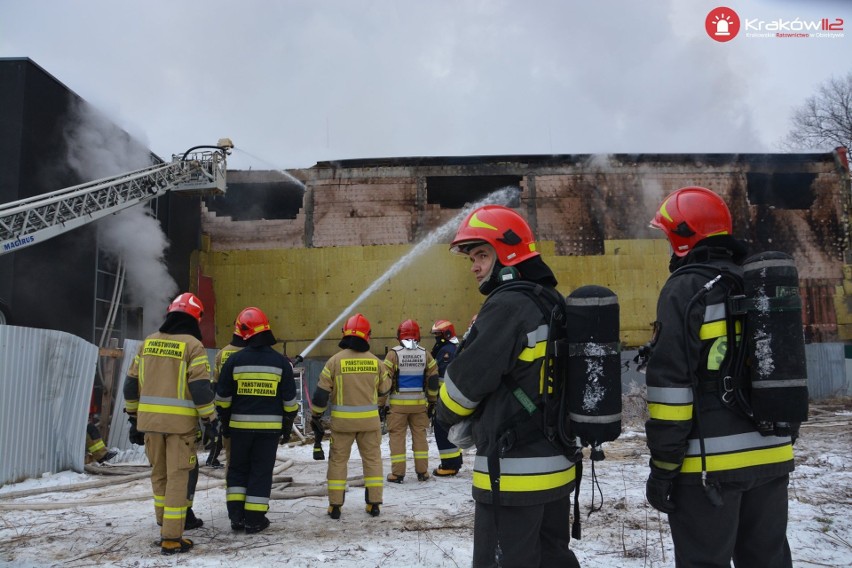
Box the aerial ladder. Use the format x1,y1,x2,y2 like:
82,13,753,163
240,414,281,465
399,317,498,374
0,138,234,255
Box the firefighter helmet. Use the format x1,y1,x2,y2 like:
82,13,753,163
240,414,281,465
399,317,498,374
397,319,421,342
450,205,539,266
167,292,204,321
235,307,271,340
342,313,371,341
650,187,732,257
431,319,456,340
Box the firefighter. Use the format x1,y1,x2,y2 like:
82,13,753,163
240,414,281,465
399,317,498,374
644,187,795,567
206,319,246,468
310,313,391,519
215,306,298,534
429,320,462,477
85,414,116,464
435,205,581,568
384,319,439,483
123,292,219,555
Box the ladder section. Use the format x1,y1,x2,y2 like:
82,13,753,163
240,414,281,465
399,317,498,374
0,149,227,255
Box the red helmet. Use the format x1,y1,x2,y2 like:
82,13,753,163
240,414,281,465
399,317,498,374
650,187,732,257
397,319,421,342
167,292,204,321
431,319,456,339
342,313,371,341
235,307,271,340
450,205,538,266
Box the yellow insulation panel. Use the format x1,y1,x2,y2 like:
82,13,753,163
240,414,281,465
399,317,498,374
198,239,671,358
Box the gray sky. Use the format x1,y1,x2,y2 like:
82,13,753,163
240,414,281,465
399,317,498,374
1,0,849,170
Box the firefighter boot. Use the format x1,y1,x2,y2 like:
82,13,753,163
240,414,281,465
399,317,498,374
386,473,404,484
433,467,459,477
184,508,204,530
161,538,193,555
417,472,431,481
245,517,270,534
366,504,381,517
328,505,342,520
97,450,117,464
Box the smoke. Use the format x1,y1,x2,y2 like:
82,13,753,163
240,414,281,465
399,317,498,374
63,99,178,336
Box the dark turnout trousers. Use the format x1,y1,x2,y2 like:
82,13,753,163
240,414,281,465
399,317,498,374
472,493,580,568
668,474,793,568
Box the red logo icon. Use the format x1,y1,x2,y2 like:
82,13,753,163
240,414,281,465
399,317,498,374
705,7,740,42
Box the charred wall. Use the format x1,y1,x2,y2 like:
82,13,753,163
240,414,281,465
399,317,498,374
202,151,850,345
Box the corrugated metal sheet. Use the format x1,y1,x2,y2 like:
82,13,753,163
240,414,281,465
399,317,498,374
0,326,98,486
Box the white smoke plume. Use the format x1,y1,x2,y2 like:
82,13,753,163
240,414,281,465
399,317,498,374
63,99,178,337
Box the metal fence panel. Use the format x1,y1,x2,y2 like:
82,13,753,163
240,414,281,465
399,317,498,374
0,326,98,486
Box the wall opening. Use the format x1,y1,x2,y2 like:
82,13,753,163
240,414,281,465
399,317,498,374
426,175,522,208
204,181,304,220
746,172,816,209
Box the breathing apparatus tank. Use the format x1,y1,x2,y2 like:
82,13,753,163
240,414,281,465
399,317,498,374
562,285,622,459
736,251,809,423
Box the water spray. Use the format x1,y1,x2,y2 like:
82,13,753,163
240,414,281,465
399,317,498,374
292,186,521,364
230,148,306,189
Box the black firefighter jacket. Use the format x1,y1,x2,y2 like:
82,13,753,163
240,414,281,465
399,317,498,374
215,345,299,434
645,238,795,485
436,283,579,507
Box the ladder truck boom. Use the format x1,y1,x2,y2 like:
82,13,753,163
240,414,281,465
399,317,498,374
0,140,232,255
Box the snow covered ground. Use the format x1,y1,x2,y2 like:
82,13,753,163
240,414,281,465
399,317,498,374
1,403,850,568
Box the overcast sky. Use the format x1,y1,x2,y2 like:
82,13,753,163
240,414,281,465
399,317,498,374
1,0,849,170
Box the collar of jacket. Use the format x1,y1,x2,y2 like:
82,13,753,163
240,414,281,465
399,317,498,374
669,235,748,273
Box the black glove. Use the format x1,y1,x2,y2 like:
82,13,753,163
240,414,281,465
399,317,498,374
128,416,145,446
646,463,677,513
203,418,221,445
427,402,436,419
378,406,388,422
279,418,293,445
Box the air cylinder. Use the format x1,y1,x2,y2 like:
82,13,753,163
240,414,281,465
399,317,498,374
564,285,622,448
743,252,809,423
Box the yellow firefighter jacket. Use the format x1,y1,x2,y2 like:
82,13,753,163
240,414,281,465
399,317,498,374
124,332,215,434
312,348,392,433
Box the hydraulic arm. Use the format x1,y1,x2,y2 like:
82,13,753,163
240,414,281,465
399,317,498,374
0,140,232,255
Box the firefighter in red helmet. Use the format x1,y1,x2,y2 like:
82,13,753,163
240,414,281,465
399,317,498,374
383,319,439,483
429,320,462,476
644,187,796,567
215,306,298,534
310,314,391,519
123,292,218,555
435,205,581,568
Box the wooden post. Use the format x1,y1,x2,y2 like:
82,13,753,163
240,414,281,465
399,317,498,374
98,338,123,441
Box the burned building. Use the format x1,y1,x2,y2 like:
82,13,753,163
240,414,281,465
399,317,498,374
199,150,851,359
